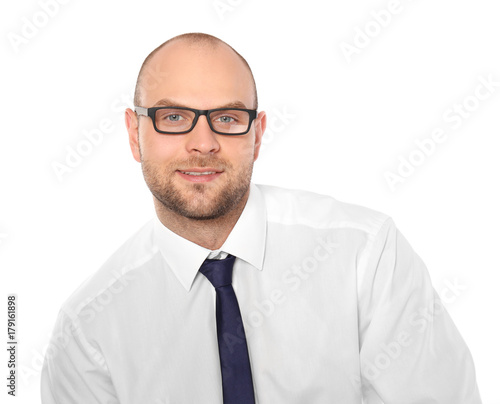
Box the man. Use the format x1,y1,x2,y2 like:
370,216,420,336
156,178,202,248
41,33,482,403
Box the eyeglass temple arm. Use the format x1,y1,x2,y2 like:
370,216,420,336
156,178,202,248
134,106,148,116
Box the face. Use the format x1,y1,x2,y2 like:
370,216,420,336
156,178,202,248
126,41,266,220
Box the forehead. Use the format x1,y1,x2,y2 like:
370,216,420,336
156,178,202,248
139,41,255,109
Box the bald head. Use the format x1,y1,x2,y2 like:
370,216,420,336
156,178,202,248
133,33,258,109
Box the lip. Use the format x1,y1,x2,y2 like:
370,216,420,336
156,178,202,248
176,167,223,183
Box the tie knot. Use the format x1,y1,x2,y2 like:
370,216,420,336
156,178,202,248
199,254,236,289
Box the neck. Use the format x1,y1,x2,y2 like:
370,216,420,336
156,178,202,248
153,190,249,250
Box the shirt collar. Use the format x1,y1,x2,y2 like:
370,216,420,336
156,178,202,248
153,183,267,292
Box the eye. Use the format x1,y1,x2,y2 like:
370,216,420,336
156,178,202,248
156,109,192,123
163,113,185,122
216,115,236,123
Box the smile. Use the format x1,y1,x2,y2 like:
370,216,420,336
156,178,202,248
180,171,217,176
176,168,223,183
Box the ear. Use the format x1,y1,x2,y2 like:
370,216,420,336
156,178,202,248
252,111,266,161
125,108,141,162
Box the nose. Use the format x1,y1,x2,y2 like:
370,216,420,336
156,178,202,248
185,115,220,155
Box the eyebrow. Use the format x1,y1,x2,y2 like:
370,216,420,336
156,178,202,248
152,98,250,109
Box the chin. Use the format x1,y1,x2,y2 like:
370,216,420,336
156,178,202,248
177,204,229,221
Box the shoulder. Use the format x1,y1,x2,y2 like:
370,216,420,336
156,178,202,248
255,183,391,237
59,219,159,318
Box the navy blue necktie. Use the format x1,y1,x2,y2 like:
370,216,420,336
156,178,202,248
199,254,256,404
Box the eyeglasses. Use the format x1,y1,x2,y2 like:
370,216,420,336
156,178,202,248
134,106,258,135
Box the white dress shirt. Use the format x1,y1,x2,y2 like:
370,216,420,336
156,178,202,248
41,183,481,403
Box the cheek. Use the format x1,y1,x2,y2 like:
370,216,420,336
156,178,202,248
141,133,183,161
222,137,256,160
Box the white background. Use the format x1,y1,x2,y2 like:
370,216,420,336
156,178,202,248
1,0,499,402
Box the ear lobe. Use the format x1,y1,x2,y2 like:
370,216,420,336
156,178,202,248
253,111,267,161
125,108,141,162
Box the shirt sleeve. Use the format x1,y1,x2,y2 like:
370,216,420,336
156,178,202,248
357,218,482,403
41,309,119,404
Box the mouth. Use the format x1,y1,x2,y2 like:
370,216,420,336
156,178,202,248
179,170,218,176
176,168,223,183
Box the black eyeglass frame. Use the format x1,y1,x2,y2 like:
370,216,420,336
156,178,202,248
134,106,258,135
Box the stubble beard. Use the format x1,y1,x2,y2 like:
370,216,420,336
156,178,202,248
141,156,254,221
